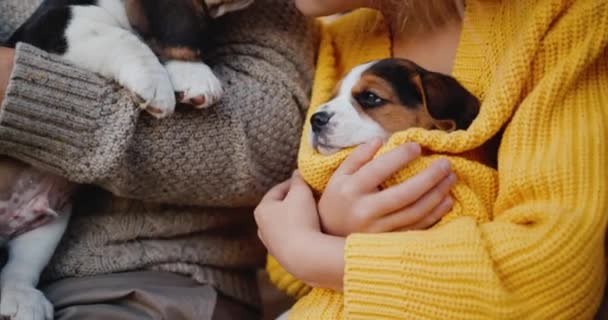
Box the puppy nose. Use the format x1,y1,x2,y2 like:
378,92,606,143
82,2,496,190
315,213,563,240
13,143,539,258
311,112,333,133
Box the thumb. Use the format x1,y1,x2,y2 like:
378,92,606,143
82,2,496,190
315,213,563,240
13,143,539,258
287,170,314,200
260,179,291,203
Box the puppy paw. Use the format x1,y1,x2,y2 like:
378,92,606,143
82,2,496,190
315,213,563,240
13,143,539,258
0,284,53,320
123,63,176,119
165,61,223,109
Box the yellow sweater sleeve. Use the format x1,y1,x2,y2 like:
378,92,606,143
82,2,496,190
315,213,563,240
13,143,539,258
343,12,608,320
266,255,312,299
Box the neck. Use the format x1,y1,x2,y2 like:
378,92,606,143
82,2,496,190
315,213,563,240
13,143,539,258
390,17,463,75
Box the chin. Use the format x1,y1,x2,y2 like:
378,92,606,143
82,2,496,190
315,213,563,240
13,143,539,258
294,0,366,17
316,145,342,155
293,0,325,17
310,130,343,155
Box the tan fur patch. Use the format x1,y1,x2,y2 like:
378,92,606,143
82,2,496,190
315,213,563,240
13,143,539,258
410,73,457,131
351,74,436,133
163,47,201,61
330,79,342,99
125,0,150,35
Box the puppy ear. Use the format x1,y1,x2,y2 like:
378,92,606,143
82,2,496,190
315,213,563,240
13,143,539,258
125,0,150,35
411,72,480,131
205,0,254,18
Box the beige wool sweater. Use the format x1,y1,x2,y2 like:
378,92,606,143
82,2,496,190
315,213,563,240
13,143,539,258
0,0,317,307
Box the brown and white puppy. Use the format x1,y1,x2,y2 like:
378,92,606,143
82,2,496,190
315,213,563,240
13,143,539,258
9,0,254,116
310,58,480,155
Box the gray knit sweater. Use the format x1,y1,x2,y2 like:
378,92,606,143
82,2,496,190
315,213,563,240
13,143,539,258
0,0,317,307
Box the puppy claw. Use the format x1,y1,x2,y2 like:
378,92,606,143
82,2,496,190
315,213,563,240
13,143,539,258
122,63,176,119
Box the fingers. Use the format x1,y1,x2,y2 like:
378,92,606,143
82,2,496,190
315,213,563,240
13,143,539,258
406,173,456,215
286,171,314,201
257,230,266,246
334,139,383,176
369,158,452,215
398,196,454,231
370,181,455,233
366,174,455,231
260,179,291,202
353,143,422,191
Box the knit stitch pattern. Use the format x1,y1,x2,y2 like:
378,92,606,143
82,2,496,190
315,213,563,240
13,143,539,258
269,1,608,319
0,0,317,307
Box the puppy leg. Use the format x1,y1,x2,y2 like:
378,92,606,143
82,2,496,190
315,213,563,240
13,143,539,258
0,211,70,320
63,5,176,118
165,60,223,109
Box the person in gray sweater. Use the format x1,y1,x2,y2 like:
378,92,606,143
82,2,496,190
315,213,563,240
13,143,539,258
0,0,317,318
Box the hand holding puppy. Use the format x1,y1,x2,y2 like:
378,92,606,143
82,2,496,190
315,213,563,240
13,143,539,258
255,172,346,291
318,138,456,236
255,142,456,291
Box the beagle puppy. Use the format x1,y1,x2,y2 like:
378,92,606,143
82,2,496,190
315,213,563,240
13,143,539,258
0,1,252,320
310,58,479,155
9,0,254,116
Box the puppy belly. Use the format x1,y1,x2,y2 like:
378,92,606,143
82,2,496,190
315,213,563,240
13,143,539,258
0,164,74,238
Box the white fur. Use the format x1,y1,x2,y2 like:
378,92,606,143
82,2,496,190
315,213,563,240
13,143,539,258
0,211,71,320
64,1,176,118
276,310,289,320
165,60,223,109
310,61,389,155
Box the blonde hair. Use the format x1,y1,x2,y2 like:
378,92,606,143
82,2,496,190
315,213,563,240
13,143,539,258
377,0,465,31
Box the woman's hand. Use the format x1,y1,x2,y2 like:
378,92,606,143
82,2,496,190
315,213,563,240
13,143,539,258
319,139,456,237
255,172,346,291
0,47,15,107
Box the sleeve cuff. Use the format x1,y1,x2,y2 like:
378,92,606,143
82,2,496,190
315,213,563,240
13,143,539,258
266,255,312,299
0,43,139,182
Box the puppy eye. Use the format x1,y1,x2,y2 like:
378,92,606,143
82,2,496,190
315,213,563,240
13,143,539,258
355,91,386,108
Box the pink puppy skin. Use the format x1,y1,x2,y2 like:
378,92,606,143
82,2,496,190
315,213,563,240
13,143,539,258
0,157,75,238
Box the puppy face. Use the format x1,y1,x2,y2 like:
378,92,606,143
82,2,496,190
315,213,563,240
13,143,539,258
126,0,253,61
310,58,480,155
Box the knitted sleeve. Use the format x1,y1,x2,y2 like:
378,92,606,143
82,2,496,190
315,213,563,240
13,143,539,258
266,255,312,299
0,0,317,207
341,7,608,320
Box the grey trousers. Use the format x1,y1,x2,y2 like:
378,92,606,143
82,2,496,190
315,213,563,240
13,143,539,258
41,271,259,320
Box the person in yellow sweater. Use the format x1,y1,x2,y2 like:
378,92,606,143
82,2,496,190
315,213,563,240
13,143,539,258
255,0,608,319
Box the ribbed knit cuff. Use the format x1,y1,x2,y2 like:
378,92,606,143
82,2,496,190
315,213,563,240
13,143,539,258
0,43,140,182
344,234,416,319
343,218,487,319
266,255,312,299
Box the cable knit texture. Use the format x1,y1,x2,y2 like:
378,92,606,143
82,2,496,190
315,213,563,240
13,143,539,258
268,1,608,319
0,0,317,307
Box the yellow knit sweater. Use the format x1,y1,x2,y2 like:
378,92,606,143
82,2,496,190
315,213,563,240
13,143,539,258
267,1,608,319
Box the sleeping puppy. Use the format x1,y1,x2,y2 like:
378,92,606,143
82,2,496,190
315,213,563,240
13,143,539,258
309,58,479,154
0,1,252,320
8,0,256,115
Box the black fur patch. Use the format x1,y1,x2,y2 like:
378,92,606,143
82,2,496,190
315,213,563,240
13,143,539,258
10,0,210,58
367,58,479,130
8,0,98,54
366,59,424,108
137,0,210,50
